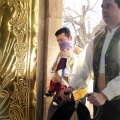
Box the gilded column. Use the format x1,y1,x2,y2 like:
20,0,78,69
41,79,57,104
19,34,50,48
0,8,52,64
0,0,38,119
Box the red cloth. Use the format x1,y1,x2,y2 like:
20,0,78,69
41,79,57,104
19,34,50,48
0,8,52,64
49,80,67,97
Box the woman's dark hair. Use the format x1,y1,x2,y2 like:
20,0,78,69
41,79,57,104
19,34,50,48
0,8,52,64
55,27,71,37
115,0,120,8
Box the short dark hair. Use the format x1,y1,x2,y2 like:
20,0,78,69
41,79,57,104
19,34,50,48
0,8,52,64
55,27,71,37
115,0,120,8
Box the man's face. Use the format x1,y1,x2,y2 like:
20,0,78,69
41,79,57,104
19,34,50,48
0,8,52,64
61,49,72,57
102,0,120,29
56,33,72,45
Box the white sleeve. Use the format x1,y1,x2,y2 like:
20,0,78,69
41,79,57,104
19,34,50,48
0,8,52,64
69,40,94,90
102,76,120,100
64,56,79,83
64,55,79,76
71,56,79,74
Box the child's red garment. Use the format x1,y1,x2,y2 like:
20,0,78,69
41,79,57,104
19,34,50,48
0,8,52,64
44,80,67,97
44,58,68,106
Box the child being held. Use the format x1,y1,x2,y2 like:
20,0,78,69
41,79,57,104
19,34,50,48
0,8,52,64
44,40,85,106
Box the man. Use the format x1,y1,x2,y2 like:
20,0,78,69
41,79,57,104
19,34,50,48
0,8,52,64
47,27,87,120
61,0,120,120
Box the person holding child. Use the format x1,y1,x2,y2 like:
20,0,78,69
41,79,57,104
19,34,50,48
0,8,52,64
44,40,79,106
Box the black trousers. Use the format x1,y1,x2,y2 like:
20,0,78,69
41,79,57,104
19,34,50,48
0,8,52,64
94,100,120,120
47,95,86,120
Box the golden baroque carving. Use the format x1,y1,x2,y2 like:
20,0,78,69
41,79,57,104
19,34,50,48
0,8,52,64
0,0,38,119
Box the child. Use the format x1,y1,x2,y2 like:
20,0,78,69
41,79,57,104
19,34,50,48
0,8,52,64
44,40,79,106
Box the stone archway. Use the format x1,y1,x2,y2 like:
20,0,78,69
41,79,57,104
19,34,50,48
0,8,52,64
36,0,63,120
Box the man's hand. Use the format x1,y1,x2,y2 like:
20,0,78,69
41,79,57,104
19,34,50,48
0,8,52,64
87,92,108,106
60,86,74,100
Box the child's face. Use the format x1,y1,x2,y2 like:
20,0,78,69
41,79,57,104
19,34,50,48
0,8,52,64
61,49,72,57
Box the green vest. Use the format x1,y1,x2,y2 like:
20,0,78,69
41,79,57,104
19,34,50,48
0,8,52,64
93,27,120,100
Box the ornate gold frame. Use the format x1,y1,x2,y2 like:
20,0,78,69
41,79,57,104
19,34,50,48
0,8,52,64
0,0,38,119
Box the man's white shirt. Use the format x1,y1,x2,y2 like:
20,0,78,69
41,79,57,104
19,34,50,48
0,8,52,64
69,27,120,100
